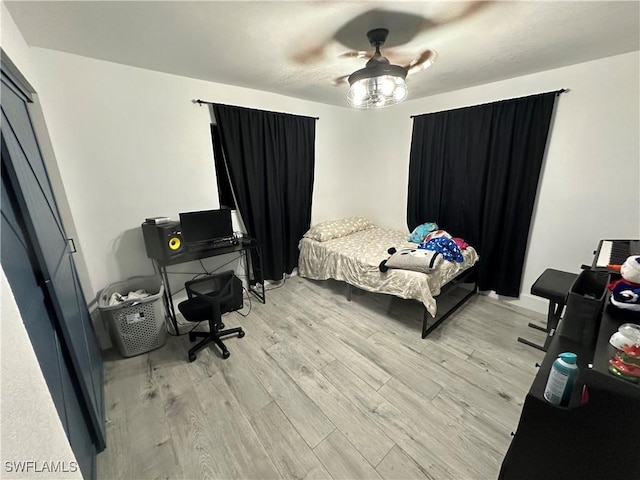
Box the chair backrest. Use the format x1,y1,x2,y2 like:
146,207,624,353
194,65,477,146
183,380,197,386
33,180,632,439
180,271,243,322
185,270,235,304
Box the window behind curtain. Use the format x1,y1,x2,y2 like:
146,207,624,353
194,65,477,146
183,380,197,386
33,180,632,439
210,123,236,210
407,91,559,296
212,104,316,281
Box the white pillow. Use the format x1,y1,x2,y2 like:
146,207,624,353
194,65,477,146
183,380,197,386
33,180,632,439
303,217,375,242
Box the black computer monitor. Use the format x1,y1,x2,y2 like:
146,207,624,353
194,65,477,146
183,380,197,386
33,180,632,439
179,209,233,244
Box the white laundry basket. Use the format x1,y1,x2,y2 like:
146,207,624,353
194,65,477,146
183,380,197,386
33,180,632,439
98,275,166,357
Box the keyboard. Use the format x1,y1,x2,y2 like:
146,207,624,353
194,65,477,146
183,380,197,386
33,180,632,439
186,237,238,252
211,237,238,249
593,239,640,269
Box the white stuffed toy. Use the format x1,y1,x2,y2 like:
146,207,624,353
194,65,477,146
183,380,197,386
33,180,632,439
608,255,640,313
379,247,443,273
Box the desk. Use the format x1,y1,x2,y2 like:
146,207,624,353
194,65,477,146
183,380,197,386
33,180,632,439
500,295,640,479
152,239,265,334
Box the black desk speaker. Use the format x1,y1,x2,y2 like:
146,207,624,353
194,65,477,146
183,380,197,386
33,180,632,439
142,221,184,261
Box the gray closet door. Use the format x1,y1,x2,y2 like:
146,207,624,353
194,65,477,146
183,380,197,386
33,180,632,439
1,168,97,479
1,71,105,470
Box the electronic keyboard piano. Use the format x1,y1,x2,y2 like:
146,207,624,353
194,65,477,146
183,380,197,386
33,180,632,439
592,239,640,270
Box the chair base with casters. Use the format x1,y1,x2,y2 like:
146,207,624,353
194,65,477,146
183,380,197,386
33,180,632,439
177,271,245,362
187,323,245,361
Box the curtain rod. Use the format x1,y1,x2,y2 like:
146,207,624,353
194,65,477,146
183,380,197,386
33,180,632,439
409,88,568,119
192,99,319,120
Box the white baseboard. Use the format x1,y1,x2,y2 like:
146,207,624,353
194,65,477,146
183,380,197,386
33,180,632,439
485,291,550,316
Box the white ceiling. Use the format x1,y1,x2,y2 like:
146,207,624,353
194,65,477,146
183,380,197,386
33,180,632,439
5,1,640,107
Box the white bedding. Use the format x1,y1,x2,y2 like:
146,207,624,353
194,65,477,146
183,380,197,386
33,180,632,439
298,226,479,317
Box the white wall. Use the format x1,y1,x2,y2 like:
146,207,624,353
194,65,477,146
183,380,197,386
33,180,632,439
1,5,93,306
27,48,361,302
12,43,640,318
4,3,639,320
356,51,640,313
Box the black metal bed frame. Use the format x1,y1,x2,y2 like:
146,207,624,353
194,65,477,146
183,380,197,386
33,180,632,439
345,264,478,338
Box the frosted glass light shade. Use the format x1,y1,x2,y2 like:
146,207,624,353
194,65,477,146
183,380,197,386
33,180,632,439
347,74,407,109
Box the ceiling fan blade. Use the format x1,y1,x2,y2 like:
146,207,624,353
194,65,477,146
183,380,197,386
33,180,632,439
433,0,491,27
331,47,433,87
292,43,328,65
331,74,350,86
291,1,491,66
405,49,437,75
338,50,372,60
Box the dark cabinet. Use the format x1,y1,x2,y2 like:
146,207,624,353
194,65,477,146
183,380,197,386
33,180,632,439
500,300,640,479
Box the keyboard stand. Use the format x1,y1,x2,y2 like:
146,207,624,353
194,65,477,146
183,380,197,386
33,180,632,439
518,269,577,352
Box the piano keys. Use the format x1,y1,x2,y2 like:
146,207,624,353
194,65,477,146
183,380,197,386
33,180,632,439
592,239,640,270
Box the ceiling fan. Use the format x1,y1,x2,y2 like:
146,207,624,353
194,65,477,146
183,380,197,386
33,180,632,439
290,3,490,108
338,28,437,109
292,2,489,64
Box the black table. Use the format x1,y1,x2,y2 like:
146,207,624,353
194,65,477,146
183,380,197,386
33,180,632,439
152,238,265,334
500,295,640,480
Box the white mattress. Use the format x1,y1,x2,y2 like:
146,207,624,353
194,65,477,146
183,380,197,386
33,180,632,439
298,226,479,317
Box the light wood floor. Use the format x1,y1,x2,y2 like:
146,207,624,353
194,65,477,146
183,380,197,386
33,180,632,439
97,276,546,480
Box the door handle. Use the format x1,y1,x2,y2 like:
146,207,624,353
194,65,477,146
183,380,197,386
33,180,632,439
67,238,77,253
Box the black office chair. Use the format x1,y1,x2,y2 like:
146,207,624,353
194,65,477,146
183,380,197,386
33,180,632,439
177,270,245,362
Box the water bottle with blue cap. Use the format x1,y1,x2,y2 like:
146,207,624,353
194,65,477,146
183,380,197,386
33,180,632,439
544,352,579,406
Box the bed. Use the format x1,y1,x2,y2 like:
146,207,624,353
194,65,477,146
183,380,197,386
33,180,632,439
298,217,479,337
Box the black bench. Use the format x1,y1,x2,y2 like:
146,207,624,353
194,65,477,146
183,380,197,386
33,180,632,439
518,268,578,351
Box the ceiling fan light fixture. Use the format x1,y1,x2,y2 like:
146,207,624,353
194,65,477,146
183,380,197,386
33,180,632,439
345,28,409,109
347,68,408,109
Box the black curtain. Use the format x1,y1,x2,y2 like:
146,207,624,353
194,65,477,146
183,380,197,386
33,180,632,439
212,104,316,281
407,91,559,296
